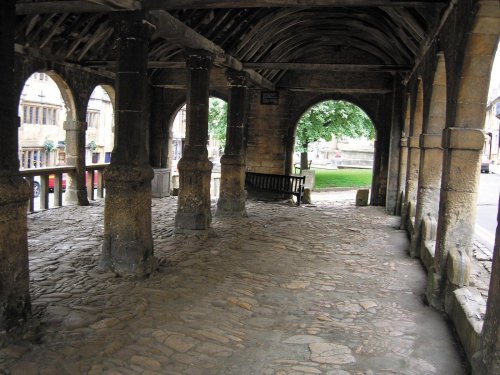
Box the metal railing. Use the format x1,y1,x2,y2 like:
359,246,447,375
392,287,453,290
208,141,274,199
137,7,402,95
20,164,108,212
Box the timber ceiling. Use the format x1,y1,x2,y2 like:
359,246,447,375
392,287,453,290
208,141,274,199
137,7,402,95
15,0,447,89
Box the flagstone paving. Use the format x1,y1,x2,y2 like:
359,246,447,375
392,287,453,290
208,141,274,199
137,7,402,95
0,191,468,374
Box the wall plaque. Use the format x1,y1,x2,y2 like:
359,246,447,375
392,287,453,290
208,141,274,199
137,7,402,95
261,91,279,105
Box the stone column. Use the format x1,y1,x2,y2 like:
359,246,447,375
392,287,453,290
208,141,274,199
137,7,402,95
0,0,32,330
400,136,420,229
409,134,443,258
371,133,389,207
426,128,485,309
472,199,500,374
216,71,248,217
386,82,404,214
64,119,89,206
396,136,408,216
175,50,213,231
101,12,155,277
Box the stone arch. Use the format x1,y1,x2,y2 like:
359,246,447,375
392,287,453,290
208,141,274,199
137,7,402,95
291,94,377,136
17,69,78,126
454,4,500,131
290,96,376,189
17,70,78,169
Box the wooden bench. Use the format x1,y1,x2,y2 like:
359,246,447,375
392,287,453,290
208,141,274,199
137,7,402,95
245,172,306,206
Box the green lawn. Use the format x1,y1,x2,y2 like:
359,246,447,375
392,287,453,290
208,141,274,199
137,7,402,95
313,168,372,189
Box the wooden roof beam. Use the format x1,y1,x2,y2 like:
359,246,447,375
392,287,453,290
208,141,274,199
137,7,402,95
242,62,412,73
150,10,275,90
16,0,141,15
16,0,446,14
143,0,446,10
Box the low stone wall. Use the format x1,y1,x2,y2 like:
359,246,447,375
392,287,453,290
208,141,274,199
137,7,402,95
407,214,489,369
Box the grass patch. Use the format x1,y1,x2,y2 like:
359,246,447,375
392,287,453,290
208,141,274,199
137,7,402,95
313,168,372,189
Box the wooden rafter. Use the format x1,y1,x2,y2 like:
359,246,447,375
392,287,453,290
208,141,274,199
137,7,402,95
143,0,446,10
242,62,411,72
150,10,275,90
16,0,140,14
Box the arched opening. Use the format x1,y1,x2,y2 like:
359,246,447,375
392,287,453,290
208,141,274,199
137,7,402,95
475,41,500,257
170,96,228,197
85,85,115,165
18,71,76,169
293,100,375,191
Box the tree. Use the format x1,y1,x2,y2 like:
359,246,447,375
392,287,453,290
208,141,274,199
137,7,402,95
295,100,374,170
208,98,228,147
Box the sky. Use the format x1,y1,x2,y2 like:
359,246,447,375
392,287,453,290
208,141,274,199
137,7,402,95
488,44,500,102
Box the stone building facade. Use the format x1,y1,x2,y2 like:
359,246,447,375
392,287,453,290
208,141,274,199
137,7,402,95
0,1,499,373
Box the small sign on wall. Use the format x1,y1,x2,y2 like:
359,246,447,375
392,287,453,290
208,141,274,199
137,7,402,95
261,91,279,105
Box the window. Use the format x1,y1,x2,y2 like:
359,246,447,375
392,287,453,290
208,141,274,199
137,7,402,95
21,104,59,125
86,110,100,128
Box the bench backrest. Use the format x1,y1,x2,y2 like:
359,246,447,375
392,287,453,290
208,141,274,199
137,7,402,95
245,172,305,194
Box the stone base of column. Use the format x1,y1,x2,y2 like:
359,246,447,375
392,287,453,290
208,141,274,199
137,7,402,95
64,171,89,206
101,164,155,277
175,158,212,230
409,228,421,258
0,176,32,330
425,269,445,311
216,155,246,217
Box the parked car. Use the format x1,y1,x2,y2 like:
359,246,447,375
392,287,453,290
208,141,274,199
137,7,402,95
32,171,98,198
481,156,490,173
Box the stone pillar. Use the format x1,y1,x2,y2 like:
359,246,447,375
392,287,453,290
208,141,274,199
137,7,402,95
64,119,89,206
472,199,500,374
401,136,420,229
101,12,155,277
371,132,389,207
386,81,404,214
426,127,485,309
216,71,248,217
0,0,32,330
410,134,443,258
175,50,213,231
396,136,408,216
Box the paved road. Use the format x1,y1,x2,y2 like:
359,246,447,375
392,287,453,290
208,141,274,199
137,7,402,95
475,172,500,253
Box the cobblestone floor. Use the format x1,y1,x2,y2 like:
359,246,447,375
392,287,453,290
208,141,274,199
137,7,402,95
1,191,468,375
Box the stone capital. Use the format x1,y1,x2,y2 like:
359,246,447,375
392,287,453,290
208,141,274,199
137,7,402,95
400,137,408,147
226,70,248,87
408,136,420,148
442,127,485,151
63,120,87,131
184,50,214,70
419,134,442,149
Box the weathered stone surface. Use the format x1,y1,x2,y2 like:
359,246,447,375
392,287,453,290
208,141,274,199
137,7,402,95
355,189,369,206
0,191,469,374
283,335,326,344
309,342,356,364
